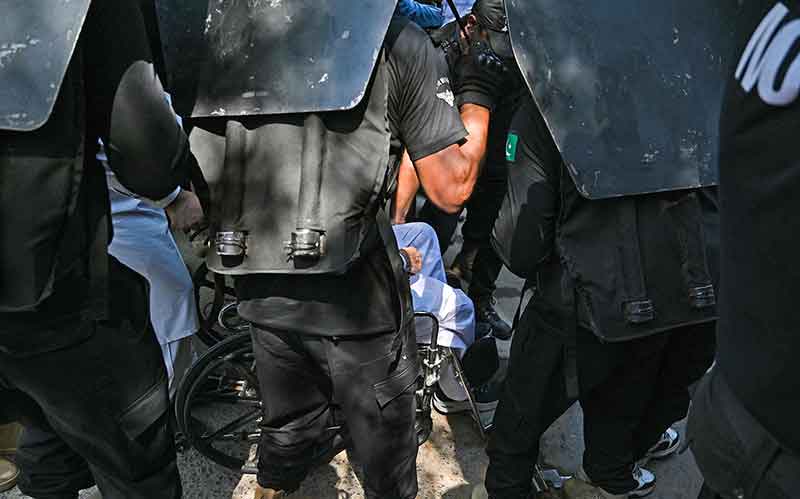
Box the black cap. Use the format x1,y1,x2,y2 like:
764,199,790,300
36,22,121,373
472,0,513,60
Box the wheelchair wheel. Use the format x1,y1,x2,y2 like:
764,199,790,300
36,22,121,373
193,262,244,346
174,332,262,470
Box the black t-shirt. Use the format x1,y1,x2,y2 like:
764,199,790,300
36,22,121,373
236,17,467,336
716,0,800,454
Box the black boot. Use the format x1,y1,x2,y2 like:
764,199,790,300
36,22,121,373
473,295,512,340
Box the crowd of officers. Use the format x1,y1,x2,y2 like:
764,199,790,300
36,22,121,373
1,1,799,499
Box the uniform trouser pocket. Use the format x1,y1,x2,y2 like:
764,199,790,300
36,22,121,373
331,331,419,499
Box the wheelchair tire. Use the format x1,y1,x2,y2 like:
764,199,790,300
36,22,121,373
174,332,262,470
192,262,241,346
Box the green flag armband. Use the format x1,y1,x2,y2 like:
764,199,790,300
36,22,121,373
506,132,519,162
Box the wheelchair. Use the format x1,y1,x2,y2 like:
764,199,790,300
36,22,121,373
176,265,489,472
177,264,568,492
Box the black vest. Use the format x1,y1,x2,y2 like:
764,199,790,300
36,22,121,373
198,60,393,276
535,164,719,342
0,57,96,312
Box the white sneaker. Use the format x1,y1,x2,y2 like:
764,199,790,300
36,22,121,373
629,465,656,498
575,465,655,499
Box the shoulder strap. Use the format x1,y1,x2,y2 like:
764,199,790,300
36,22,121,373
375,206,414,353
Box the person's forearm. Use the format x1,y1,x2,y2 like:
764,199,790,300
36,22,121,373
411,106,492,215
450,103,491,205
392,151,420,224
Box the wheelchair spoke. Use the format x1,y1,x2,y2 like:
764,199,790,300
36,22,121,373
192,391,262,405
200,408,262,443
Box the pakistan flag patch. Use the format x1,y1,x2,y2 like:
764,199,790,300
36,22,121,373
506,133,519,162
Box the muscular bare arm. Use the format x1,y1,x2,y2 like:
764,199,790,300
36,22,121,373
413,103,491,214
392,150,421,224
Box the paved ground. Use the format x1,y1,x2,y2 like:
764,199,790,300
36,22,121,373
3,228,704,499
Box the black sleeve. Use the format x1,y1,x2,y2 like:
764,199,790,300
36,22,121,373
495,97,560,269
386,20,467,162
82,0,191,200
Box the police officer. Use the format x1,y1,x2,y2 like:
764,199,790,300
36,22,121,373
688,2,800,497
161,2,503,497
447,0,526,342
0,1,200,496
397,0,525,340
484,2,726,497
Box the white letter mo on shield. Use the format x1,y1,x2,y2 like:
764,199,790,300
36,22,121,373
736,2,800,106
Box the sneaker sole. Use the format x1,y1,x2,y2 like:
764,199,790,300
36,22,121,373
647,439,680,460
0,471,18,493
629,482,656,498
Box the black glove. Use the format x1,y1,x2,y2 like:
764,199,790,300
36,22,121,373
453,39,509,111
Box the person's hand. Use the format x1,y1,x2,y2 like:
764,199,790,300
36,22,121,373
453,39,508,110
165,189,205,232
400,247,423,275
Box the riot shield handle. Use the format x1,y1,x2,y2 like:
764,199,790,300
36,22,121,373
288,113,326,264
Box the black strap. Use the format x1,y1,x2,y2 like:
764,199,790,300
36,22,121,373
375,206,414,353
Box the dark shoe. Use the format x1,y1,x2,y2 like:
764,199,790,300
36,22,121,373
0,456,18,493
415,409,434,445
449,242,481,285
474,297,512,340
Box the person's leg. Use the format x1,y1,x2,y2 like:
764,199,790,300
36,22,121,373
485,309,572,499
15,418,94,499
0,261,181,499
457,160,512,338
416,201,461,253
580,331,669,495
250,326,335,494
631,322,716,461
329,330,419,499
0,322,180,499
409,273,475,350
689,370,800,499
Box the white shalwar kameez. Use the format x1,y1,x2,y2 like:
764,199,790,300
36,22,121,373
98,112,197,390
393,222,475,400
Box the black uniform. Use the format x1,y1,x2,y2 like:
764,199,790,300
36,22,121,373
485,97,718,498
235,17,466,498
689,2,800,497
418,4,525,338
0,1,192,497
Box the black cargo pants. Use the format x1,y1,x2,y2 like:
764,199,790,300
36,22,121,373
485,305,716,498
689,370,800,499
0,260,181,499
251,324,419,499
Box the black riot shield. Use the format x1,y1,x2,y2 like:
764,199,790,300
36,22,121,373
156,0,396,118
505,0,739,199
0,0,91,131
